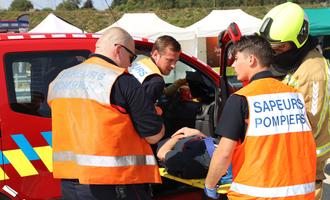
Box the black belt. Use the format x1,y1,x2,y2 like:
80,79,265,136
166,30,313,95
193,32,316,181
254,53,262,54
62,179,79,183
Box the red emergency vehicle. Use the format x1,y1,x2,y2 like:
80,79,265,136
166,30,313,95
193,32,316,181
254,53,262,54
0,32,239,199
0,14,29,33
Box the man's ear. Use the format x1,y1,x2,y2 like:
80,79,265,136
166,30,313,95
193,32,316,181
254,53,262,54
113,45,120,57
151,50,159,60
248,55,258,67
111,45,122,63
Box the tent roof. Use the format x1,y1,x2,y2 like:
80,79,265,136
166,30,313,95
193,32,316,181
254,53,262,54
29,13,83,33
185,9,262,37
305,8,330,36
98,13,195,41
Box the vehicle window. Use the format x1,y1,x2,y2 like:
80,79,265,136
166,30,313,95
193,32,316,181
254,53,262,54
163,61,195,84
226,66,243,89
5,50,90,117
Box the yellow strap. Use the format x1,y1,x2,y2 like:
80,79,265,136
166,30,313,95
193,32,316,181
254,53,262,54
159,168,230,194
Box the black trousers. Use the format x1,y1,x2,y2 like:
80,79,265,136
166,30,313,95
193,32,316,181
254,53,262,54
61,179,152,200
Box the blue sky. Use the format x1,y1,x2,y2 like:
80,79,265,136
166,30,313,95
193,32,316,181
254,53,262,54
0,0,113,10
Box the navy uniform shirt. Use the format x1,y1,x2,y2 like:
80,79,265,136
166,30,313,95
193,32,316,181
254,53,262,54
90,54,163,137
142,75,165,104
216,71,275,142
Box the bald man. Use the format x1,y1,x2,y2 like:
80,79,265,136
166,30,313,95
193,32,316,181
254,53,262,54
48,27,164,200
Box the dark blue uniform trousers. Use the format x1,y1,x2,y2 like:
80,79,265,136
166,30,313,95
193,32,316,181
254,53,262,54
61,179,152,200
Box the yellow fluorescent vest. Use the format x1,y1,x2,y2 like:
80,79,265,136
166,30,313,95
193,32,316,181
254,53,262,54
227,78,316,200
129,57,162,83
48,57,161,184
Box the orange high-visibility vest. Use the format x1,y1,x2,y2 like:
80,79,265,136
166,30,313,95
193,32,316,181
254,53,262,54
48,57,161,184
129,57,162,83
227,78,316,200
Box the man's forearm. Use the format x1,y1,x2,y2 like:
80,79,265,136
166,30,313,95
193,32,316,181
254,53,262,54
145,125,165,144
205,137,236,188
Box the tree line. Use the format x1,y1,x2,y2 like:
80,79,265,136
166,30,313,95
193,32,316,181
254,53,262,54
7,0,94,11
111,0,328,9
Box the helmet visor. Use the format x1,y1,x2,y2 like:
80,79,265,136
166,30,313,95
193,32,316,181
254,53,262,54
270,42,292,55
259,18,281,43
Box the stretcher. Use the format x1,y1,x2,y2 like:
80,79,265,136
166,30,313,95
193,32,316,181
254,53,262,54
159,168,231,194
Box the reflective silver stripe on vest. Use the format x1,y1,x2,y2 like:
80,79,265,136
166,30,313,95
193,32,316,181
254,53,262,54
317,142,330,157
315,59,330,139
53,151,157,167
230,182,315,198
316,59,330,157
53,151,76,162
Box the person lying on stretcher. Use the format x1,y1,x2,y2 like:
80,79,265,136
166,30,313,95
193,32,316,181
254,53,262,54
156,127,232,184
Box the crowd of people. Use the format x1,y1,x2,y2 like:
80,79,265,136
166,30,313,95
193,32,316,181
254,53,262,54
47,2,329,200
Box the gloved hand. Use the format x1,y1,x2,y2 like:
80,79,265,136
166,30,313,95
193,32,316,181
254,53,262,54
204,185,219,199
164,78,187,96
174,78,187,86
220,164,233,184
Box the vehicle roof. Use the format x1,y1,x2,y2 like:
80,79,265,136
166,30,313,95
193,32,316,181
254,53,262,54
0,32,215,80
0,33,152,42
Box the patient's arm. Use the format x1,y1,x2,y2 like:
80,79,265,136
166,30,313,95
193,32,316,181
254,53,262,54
157,135,182,161
171,127,207,138
158,127,207,161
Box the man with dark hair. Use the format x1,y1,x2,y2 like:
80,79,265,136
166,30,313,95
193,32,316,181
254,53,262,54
180,35,316,199
129,35,185,107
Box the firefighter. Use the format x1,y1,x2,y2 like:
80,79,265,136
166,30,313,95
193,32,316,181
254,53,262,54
259,2,330,198
129,35,186,114
202,35,316,199
48,27,164,200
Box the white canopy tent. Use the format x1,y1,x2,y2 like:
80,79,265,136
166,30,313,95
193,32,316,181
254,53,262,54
97,13,196,57
185,9,262,62
186,9,262,37
29,13,84,33
98,13,195,41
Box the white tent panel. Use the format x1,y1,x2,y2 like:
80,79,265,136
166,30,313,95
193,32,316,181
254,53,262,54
180,39,195,57
184,9,262,62
186,9,262,37
29,13,83,33
97,13,195,41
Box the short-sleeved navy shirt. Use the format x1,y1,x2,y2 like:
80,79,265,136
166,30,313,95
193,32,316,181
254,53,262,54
142,74,165,104
90,54,163,138
215,71,274,142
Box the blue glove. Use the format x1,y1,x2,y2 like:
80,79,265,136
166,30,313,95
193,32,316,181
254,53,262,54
220,164,233,184
204,185,219,199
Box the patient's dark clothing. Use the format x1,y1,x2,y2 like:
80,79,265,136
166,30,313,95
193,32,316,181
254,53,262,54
157,136,218,179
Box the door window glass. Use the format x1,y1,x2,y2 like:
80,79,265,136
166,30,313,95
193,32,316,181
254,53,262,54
5,50,90,117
